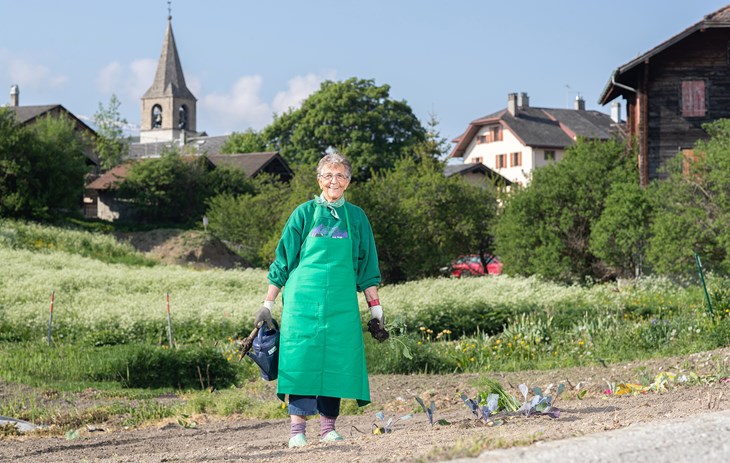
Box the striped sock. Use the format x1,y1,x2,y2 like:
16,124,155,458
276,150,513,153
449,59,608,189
320,415,336,437
291,421,306,438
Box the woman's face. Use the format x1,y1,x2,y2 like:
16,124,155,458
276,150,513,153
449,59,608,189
317,163,350,202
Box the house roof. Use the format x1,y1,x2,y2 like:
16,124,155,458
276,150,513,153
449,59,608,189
599,5,730,104
448,106,615,158
207,152,293,179
142,17,196,101
7,104,97,134
128,134,231,158
7,104,60,123
444,162,513,185
6,104,99,166
86,162,133,190
88,152,292,190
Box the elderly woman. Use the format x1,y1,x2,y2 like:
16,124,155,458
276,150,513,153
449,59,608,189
255,152,385,448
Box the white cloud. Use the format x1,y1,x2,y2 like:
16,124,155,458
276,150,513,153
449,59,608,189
200,72,333,134
128,59,157,98
97,62,122,93
272,72,333,114
0,49,68,90
201,75,271,131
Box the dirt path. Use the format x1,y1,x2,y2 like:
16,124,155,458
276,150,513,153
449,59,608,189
2,348,729,463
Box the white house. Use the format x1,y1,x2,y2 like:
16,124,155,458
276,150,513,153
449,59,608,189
449,92,621,186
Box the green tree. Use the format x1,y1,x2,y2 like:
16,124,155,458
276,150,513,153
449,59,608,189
205,177,290,267
589,178,652,278
647,119,730,275
494,138,631,282
117,149,210,222
93,94,130,170
262,78,427,179
220,128,268,154
0,110,89,219
351,155,498,282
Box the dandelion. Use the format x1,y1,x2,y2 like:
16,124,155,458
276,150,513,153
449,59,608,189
470,357,474,362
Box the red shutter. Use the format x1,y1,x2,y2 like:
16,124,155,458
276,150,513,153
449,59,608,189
682,81,706,117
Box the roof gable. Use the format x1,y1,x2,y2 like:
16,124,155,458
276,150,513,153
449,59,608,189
600,5,730,104
449,106,615,158
207,152,293,179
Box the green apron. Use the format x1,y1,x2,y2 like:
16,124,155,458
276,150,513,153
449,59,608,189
277,203,370,405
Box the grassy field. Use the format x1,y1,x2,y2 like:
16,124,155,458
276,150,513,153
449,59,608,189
2,218,730,432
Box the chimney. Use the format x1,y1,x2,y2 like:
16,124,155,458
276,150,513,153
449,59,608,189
574,95,585,111
507,92,518,116
518,92,529,109
611,101,622,123
9,85,19,107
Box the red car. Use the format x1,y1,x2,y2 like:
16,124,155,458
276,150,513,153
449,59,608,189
447,254,503,278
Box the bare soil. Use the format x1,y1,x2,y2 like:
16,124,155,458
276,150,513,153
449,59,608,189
2,348,729,463
114,229,250,269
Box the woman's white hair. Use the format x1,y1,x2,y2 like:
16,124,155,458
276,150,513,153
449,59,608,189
317,152,352,179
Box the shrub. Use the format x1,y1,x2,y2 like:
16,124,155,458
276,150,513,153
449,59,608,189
119,345,237,389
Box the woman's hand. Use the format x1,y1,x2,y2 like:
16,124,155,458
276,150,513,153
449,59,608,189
254,300,275,328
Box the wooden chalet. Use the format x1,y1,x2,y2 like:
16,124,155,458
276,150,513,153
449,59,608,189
600,5,730,186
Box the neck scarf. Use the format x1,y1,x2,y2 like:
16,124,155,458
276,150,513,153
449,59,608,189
314,193,345,219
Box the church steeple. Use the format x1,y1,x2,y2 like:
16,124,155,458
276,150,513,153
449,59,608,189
139,12,197,144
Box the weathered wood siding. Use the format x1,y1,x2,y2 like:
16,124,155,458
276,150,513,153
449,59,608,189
646,28,730,179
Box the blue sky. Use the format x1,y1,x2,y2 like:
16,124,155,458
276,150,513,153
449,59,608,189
1,0,728,145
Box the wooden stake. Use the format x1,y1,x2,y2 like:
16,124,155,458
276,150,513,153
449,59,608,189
165,292,174,348
47,289,55,346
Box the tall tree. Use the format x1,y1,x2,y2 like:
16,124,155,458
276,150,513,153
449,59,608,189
494,138,631,283
590,178,652,278
647,119,730,276
0,110,89,219
116,149,210,222
262,78,427,179
351,155,498,283
93,94,130,170
220,128,268,154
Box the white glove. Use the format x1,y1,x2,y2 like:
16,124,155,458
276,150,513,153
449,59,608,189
370,305,384,329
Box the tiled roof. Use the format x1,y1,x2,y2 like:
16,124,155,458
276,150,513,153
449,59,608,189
443,162,513,185
207,152,292,178
128,134,231,158
449,106,615,158
6,104,60,123
86,163,133,190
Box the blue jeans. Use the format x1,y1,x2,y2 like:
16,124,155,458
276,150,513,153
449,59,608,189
288,395,341,417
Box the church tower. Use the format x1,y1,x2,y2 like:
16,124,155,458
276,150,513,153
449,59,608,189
139,13,197,144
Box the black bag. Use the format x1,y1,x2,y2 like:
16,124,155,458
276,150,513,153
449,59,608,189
247,319,280,381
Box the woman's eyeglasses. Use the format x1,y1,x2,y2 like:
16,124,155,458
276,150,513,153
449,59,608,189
319,173,350,182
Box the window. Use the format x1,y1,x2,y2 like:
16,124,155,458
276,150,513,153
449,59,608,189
490,126,502,142
476,135,487,144
544,150,556,161
496,154,507,169
681,80,706,117
178,105,189,130
472,157,483,164
152,105,163,128
510,152,522,167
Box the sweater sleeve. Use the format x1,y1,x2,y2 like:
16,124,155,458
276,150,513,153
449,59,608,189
354,206,381,292
267,202,311,288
